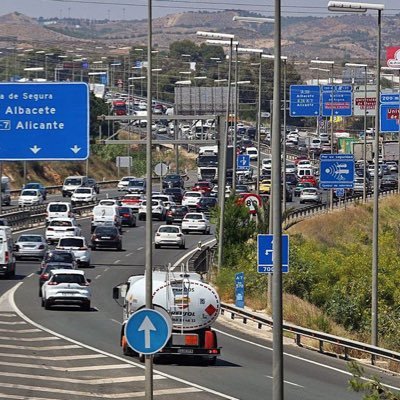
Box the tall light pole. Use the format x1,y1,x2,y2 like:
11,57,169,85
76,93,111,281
197,31,235,270
311,59,335,209
346,62,369,202
328,0,384,351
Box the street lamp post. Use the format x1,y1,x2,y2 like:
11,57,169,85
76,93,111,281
328,0,384,351
346,62,369,202
197,31,235,270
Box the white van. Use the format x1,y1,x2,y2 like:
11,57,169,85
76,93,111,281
1,176,11,206
62,176,89,197
245,147,258,160
0,226,16,278
91,205,121,233
297,167,315,179
46,202,74,225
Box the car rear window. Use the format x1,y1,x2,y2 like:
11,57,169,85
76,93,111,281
59,238,84,247
65,178,82,185
52,274,85,284
186,214,203,219
49,204,68,212
48,253,74,263
18,235,42,242
95,227,118,235
50,220,73,227
75,188,91,194
159,226,179,233
22,190,37,196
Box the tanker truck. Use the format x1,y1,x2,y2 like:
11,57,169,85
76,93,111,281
113,268,221,364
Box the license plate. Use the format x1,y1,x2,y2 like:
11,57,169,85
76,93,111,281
101,237,111,239
178,348,193,354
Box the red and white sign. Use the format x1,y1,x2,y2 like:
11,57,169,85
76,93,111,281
353,85,377,116
241,193,262,215
386,46,400,69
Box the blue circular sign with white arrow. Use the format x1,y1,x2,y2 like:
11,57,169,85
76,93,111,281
124,308,172,355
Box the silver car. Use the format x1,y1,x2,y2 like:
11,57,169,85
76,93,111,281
15,234,48,260
56,236,91,268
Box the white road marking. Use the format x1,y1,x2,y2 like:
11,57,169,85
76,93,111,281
0,344,80,351
130,388,203,397
0,371,161,384
266,375,304,388
95,274,102,280
0,321,27,325
111,319,122,325
125,252,132,257
114,260,121,264
0,313,17,317
104,267,109,272
0,360,133,371
137,246,143,250
0,352,106,361
0,336,60,342
0,394,59,400
215,329,400,392
0,328,41,333
27,273,34,278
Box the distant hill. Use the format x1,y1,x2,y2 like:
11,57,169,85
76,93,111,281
1,10,400,61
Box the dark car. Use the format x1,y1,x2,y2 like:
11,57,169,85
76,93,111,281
239,139,254,150
162,174,184,189
118,207,137,227
166,205,190,224
163,187,185,203
283,184,293,202
235,184,250,194
380,175,398,190
246,127,257,140
86,178,100,194
40,250,77,273
23,182,47,200
38,263,74,296
285,173,298,186
91,226,122,250
0,218,9,226
196,197,218,213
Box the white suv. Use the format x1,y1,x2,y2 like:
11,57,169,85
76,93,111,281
71,187,97,206
181,212,211,234
45,218,82,244
117,176,136,191
182,191,203,208
46,202,74,226
138,200,166,221
56,236,91,268
41,269,92,310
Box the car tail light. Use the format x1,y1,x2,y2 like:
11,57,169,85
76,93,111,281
177,233,183,237
80,281,90,286
48,281,59,286
156,233,161,236
4,251,9,263
167,211,172,216
40,273,49,280
79,247,87,250
47,227,54,231
123,213,130,217
38,245,45,249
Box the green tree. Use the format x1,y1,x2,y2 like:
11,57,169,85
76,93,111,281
89,92,109,139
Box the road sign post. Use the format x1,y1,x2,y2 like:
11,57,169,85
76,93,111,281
125,308,172,355
257,234,289,273
0,82,89,160
237,154,250,171
319,154,355,189
289,85,320,117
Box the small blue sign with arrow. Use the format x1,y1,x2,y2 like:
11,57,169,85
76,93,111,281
125,308,172,355
237,154,250,170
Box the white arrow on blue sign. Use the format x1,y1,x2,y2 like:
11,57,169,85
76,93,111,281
125,308,172,355
237,154,250,170
0,82,89,161
257,234,289,273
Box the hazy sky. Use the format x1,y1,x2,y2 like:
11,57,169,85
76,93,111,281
1,0,399,20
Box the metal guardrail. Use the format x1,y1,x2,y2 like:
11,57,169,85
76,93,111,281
219,303,400,368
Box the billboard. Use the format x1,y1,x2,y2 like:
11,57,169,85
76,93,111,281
386,47,400,69
353,85,377,117
174,86,236,115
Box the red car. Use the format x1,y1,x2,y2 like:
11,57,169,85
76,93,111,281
294,155,309,166
299,175,318,187
191,181,213,193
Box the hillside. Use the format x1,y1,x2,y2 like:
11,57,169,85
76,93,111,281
1,10,399,61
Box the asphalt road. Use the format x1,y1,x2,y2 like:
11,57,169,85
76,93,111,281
1,208,398,400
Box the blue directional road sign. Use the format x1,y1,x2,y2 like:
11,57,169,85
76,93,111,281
257,234,289,274
235,272,245,308
0,82,89,161
335,188,345,198
289,85,320,117
237,154,250,170
380,93,400,133
320,154,355,189
322,85,352,117
125,308,172,355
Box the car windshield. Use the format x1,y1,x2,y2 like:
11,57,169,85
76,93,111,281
22,190,38,196
52,273,85,284
18,235,42,242
159,226,180,233
186,214,203,219
25,183,40,189
65,178,82,185
303,189,316,194
75,188,91,194
49,204,68,212
165,175,180,180
59,238,84,247
47,253,73,263
129,180,144,186
95,227,117,235
50,220,73,227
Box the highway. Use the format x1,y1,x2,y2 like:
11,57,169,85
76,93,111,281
1,190,399,399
